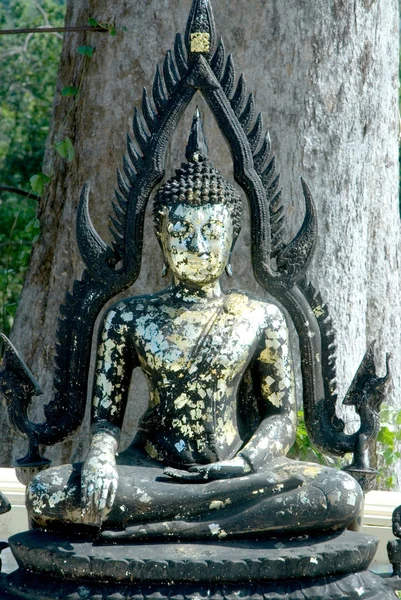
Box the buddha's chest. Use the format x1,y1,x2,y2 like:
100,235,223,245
131,302,265,383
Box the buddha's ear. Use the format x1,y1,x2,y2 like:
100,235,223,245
225,260,233,278
225,243,235,278
156,236,171,278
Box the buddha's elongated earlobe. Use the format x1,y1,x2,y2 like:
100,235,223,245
162,262,170,277
225,247,234,277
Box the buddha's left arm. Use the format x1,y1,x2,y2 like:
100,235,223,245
238,306,297,472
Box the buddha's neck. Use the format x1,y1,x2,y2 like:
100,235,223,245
171,279,223,304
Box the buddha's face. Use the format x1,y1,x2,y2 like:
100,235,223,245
161,203,233,285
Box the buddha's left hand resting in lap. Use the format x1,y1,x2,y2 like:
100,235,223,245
27,141,363,541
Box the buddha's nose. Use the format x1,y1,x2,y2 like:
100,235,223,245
188,230,208,255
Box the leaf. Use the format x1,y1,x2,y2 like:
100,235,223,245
55,137,75,162
5,303,17,315
61,86,79,97
88,17,115,34
25,218,40,233
30,173,51,196
377,426,395,447
77,46,94,58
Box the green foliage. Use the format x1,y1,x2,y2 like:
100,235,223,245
0,0,65,337
290,406,401,490
61,86,79,97
77,45,94,58
376,404,401,490
55,137,74,161
288,411,347,468
30,172,51,196
88,16,116,36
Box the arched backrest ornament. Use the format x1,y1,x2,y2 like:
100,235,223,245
0,0,390,491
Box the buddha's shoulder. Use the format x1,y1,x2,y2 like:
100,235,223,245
104,291,173,323
225,290,286,328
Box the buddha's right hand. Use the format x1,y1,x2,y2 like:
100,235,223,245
81,432,118,527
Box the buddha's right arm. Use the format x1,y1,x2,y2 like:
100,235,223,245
81,306,136,525
90,304,137,445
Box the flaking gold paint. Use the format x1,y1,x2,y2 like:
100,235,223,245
190,32,211,52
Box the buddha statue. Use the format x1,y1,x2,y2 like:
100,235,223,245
0,3,395,597
26,114,364,541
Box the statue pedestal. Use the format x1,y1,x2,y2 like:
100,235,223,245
0,530,397,599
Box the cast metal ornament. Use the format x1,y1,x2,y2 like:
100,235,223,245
0,0,390,490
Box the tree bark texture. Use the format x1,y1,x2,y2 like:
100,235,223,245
2,0,399,470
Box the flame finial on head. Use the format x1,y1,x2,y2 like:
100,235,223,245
186,108,209,163
185,0,216,56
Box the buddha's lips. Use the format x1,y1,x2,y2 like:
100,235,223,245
187,253,210,260
185,257,212,266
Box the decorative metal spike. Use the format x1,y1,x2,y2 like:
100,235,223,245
221,55,235,98
271,213,284,229
270,206,284,223
115,190,128,212
231,74,247,115
254,133,272,173
110,216,125,238
174,34,188,78
269,189,282,213
266,175,281,202
239,94,255,132
142,88,157,133
65,290,74,304
117,168,130,199
262,157,276,187
127,134,143,173
123,155,137,187
112,201,125,223
163,50,179,96
210,38,225,80
111,240,123,257
315,293,324,306
59,304,69,318
248,114,263,153
185,0,216,57
153,65,166,114
185,108,209,163
133,108,149,154
108,226,123,250
272,226,285,245
272,214,285,229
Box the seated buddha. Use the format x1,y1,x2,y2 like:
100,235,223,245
26,115,363,541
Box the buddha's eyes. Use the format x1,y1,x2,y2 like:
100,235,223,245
167,219,224,240
202,220,223,239
167,221,189,237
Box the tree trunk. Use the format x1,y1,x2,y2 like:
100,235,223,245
2,0,399,470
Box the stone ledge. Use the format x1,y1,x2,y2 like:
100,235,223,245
0,569,398,600
9,530,378,584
